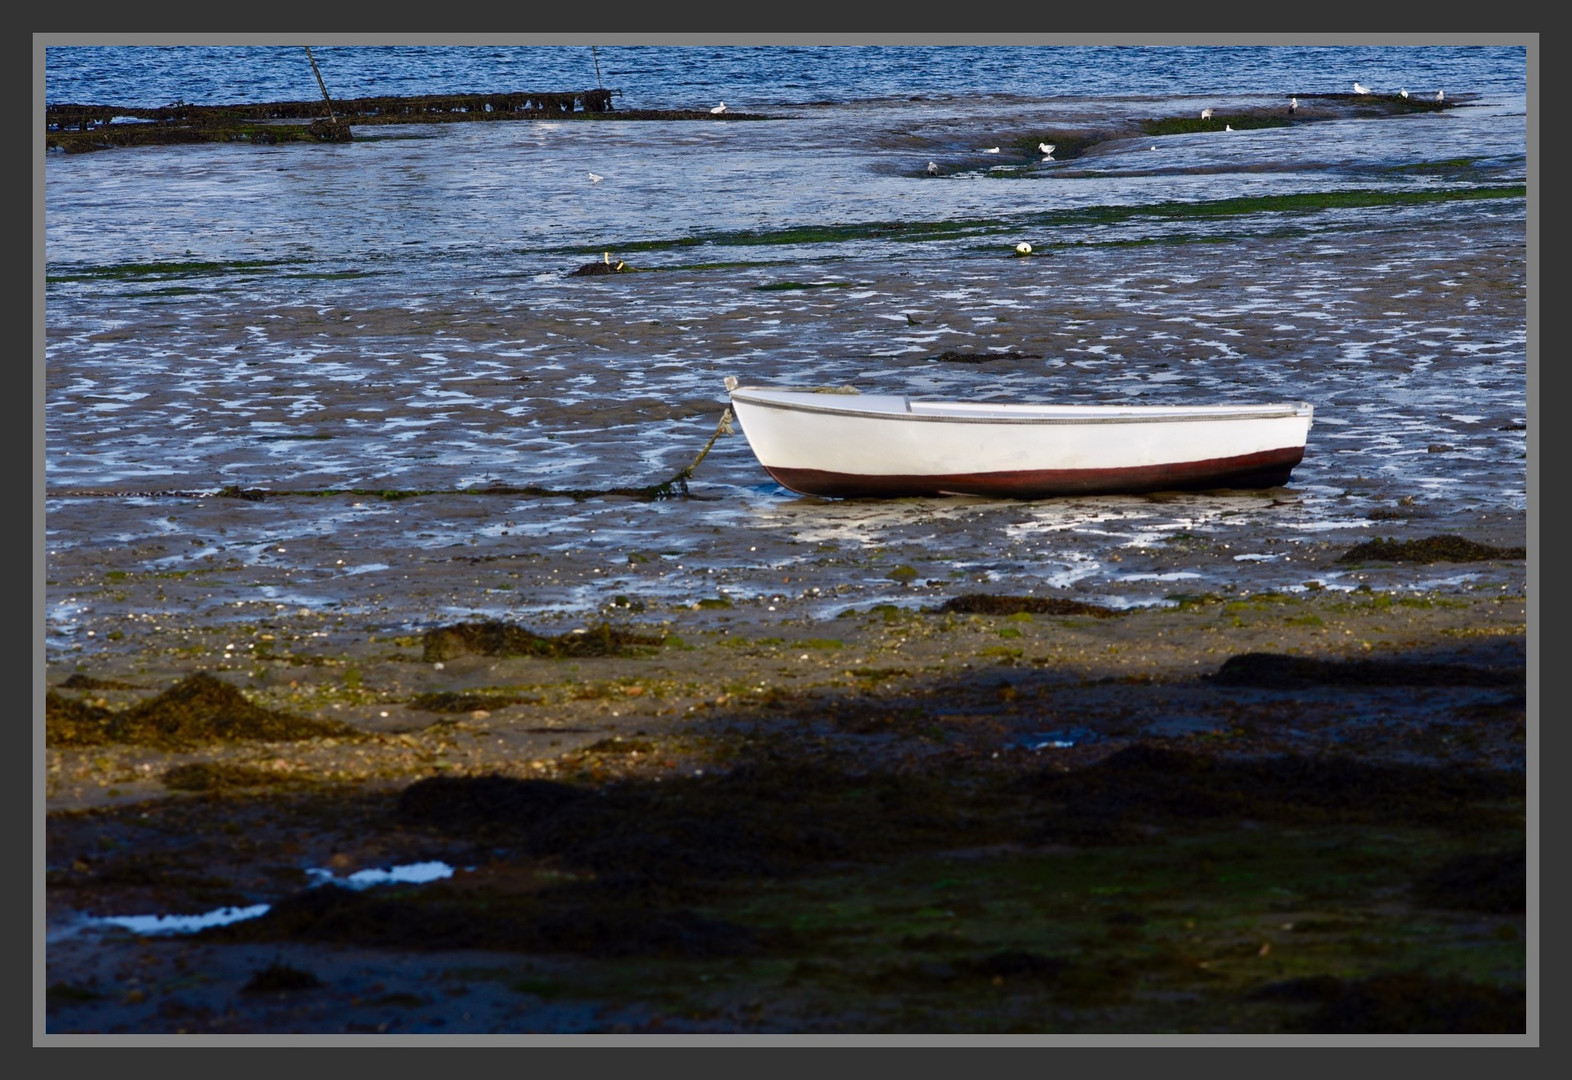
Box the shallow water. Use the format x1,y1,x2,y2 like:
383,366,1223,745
42,46,1530,652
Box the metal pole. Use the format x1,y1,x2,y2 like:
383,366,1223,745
591,46,603,89
304,46,337,123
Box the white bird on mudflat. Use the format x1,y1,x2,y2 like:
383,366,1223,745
982,146,1000,153
1200,108,1213,119
926,161,939,175
1353,82,1371,94
1399,88,1409,98
1038,142,1055,155
1436,89,1445,101
588,171,603,183
1225,124,1234,132
710,102,727,114
1289,96,1298,114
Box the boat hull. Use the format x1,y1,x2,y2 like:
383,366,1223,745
728,387,1313,499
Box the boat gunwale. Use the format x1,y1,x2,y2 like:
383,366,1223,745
728,387,1314,426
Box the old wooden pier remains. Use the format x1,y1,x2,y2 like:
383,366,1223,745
45,88,748,154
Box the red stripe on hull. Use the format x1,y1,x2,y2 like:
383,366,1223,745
764,446,1306,499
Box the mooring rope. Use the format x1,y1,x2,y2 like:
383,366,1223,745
50,408,737,504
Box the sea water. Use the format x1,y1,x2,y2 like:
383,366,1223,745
41,44,1530,644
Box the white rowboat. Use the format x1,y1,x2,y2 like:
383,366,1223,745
726,383,1314,499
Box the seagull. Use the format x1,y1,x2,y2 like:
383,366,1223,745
1436,89,1445,101
710,102,727,114
1038,142,1055,155
1015,242,1032,255
1200,108,1213,119
588,171,603,183
926,161,939,175
1289,96,1298,114
1225,124,1234,132
983,146,1000,153
1399,88,1409,98
1353,81,1371,94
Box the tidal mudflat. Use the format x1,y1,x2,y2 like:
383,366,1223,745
44,550,1527,1036
43,49,1530,1037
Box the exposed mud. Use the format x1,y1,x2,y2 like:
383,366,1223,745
1207,651,1524,689
1253,973,1525,1034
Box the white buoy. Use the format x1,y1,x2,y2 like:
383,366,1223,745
710,102,727,114
1015,242,1032,255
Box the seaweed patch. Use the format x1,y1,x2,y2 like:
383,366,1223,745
46,672,361,750
929,595,1122,618
1338,535,1527,563
420,620,667,662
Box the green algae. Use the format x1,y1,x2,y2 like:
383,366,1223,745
46,259,287,283
549,186,1523,262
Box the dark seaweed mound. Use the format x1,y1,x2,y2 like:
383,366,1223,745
47,672,359,749
1338,535,1526,563
930,594,1121,618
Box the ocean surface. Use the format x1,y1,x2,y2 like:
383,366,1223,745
41,44,1531,650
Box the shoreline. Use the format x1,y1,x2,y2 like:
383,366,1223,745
46,579,1530,815
42,580,1530,1036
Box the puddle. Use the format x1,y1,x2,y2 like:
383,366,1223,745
1011,726,1105,751
50,861,457,942
304,860,455,889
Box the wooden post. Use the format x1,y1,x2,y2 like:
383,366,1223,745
304,46,337,124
